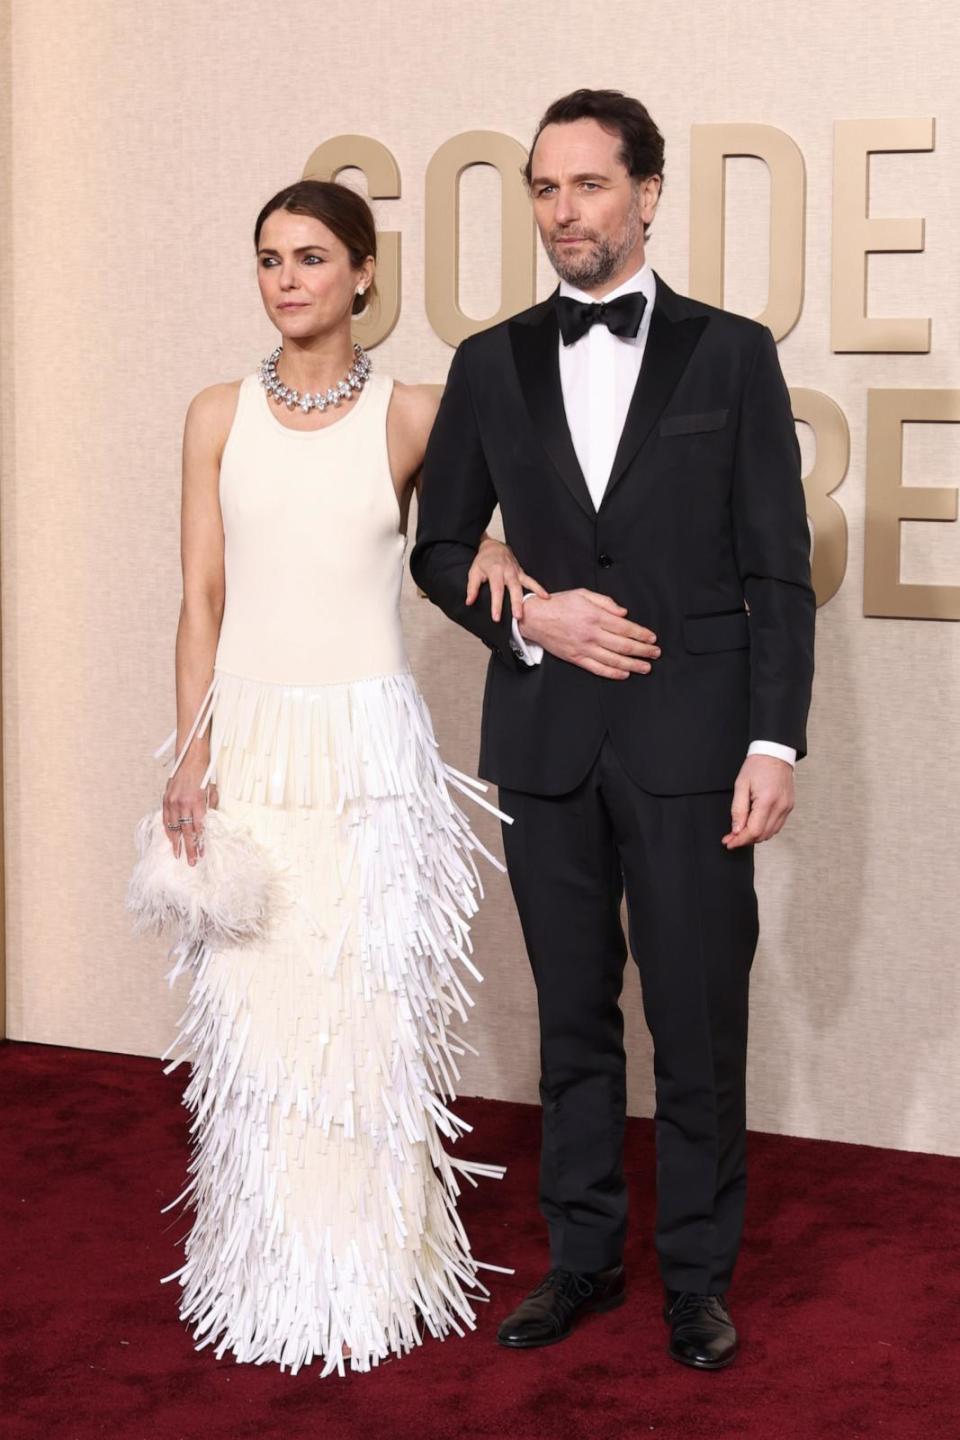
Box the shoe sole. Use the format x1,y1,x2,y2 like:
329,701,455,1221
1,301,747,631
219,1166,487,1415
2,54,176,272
496,1290,627,1349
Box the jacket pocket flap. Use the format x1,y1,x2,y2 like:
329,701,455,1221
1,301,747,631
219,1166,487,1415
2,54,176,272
660,408,729,437
683,610,750,653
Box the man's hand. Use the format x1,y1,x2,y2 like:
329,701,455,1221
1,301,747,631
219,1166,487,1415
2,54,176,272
519,589,660,679
722,755,795,849
466,537,549,622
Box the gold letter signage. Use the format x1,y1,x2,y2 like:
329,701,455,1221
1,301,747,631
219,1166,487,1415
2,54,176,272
831,119,935,353
864,390,959,619
424,131,536,347
790,389,850,608
689,123,805,342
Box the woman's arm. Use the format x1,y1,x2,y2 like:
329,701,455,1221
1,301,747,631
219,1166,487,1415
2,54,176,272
386,381,441,533
388,379,547,623
161,383,236,862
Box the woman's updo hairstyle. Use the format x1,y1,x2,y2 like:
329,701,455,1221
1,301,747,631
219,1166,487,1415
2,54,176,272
254,180,378,315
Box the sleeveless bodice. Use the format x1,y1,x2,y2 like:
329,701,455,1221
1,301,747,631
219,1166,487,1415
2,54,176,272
215,370,407,686
161,365,502,812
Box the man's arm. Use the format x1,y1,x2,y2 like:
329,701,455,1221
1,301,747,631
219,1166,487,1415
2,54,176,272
410,345,526,667
733,326,816,757
723,325,816,849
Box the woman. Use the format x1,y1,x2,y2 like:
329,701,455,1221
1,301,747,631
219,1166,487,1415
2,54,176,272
158,179,543,1376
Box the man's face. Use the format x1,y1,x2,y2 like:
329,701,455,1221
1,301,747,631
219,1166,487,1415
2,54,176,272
529,118,661,293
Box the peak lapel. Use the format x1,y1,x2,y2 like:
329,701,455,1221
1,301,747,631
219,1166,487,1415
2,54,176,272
602,281,708,506
509,298,595,520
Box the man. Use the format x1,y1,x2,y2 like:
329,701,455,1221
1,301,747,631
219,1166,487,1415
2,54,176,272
410,89,815,1370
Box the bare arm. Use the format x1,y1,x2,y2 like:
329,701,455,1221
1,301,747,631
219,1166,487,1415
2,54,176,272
161,383,236,861
387,381,441,531
391,376,549,623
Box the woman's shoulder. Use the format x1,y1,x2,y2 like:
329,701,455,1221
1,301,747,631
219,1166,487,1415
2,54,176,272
186,379,245,424
383,380,442,481
184,380,245,453
387,380,441,436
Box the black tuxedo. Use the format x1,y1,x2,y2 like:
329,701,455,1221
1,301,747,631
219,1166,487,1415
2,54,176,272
411,276,814,796
411,276,815,1293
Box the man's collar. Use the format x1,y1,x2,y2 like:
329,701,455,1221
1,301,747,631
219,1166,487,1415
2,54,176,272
558,261,656,308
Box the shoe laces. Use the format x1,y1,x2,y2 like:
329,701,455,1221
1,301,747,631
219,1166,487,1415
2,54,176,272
670,1292,728,1320
534,1267,596,1313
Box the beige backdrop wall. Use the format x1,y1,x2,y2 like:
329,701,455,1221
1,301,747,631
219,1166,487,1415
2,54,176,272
2,0,958,1155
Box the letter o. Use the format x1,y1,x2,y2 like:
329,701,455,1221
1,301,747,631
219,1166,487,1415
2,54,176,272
425,131,536,347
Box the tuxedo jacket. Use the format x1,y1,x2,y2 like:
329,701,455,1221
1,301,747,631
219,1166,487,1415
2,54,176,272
410,275,816,798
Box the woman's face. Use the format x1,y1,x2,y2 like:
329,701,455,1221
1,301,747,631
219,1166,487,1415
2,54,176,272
256,209,372,341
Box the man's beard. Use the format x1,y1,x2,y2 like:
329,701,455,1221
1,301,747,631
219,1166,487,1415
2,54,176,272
544,200,643,289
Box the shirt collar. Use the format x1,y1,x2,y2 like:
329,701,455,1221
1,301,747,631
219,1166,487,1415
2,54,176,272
558,261,657,309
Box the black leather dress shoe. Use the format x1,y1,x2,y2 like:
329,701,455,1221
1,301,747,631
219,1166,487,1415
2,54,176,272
664,1291,738,1370
497,1265,626,1348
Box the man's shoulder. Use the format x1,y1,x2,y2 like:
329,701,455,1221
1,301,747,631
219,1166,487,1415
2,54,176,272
654,275,767,347
457,295,555,359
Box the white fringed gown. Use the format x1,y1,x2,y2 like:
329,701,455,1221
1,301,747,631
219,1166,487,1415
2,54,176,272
159,370,504,1375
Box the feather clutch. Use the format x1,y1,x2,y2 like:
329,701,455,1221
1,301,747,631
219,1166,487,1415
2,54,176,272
127,807,285,949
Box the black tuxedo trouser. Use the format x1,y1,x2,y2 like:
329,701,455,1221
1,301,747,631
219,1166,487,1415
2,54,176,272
499,736,758,1295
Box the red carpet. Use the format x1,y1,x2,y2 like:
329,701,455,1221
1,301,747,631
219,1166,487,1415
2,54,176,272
2,1041,957,1440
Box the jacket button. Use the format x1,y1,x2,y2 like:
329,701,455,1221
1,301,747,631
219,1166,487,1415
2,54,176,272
598,552,613,568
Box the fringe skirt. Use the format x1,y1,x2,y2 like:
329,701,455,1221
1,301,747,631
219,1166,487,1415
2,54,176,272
159,669,506,1375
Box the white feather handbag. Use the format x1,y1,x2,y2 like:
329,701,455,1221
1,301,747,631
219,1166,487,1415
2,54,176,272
127,807,286,949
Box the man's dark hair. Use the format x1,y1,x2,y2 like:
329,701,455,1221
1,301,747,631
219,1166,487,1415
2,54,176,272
523,88,665,190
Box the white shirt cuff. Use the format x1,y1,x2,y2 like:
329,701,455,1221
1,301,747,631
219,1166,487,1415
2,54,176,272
747,740,797,766
510,595,544,666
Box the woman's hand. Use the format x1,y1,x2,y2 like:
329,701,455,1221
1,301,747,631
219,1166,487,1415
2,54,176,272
466,537,549,623
162,764,218,865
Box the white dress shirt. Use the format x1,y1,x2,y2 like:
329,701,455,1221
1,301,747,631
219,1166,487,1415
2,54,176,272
510,263,796,767
559,263,658,507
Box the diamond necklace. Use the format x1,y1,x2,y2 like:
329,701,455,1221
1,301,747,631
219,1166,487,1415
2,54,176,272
258,343,372,414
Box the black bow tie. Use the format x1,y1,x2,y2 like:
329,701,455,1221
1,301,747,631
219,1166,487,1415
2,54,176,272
557,290,648,347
